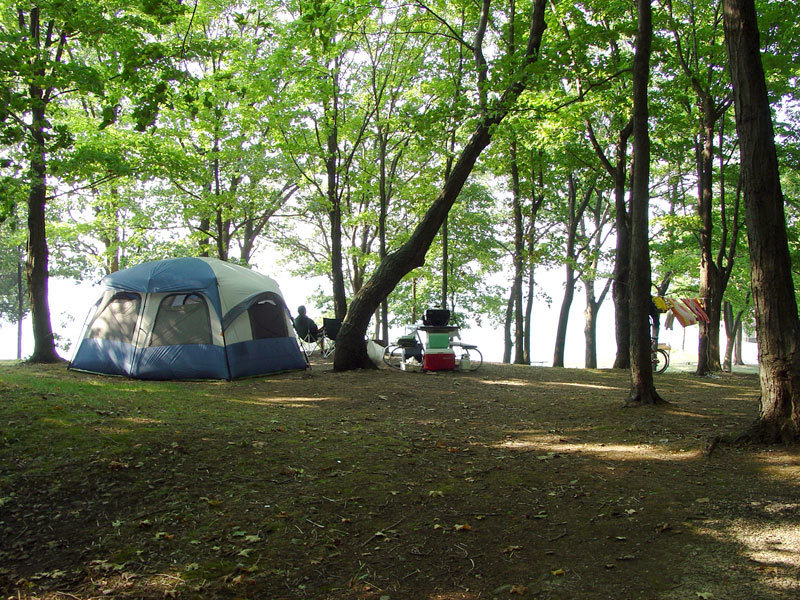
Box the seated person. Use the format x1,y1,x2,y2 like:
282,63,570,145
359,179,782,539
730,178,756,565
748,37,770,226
293,305,320,342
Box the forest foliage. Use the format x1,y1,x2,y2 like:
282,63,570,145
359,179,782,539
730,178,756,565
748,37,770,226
1,0,798,363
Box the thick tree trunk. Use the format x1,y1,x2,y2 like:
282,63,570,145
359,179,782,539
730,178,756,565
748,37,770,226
723,0,800,442
697,275,723,374
627,0,663,405
333,0,548,370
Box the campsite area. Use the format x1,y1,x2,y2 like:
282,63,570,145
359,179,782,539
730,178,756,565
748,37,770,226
2,359,799,599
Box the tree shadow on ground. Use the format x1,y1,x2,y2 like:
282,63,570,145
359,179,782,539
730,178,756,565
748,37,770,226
1,361,797,599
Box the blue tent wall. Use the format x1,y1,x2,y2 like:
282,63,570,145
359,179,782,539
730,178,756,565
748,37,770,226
70,339,136,377
226,338,308,379
133,344,230,380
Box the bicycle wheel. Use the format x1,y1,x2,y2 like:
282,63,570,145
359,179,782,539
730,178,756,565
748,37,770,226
653,348,669,373
383,345,406,370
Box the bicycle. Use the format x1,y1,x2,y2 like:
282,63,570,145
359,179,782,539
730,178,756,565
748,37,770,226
652,340,670,374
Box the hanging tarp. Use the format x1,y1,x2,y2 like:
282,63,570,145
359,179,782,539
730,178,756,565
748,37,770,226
656,297,710,328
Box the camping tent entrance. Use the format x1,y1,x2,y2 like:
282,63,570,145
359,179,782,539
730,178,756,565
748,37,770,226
132,290,228,380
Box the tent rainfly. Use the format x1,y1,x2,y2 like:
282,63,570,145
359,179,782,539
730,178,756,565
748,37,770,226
69,257,307,380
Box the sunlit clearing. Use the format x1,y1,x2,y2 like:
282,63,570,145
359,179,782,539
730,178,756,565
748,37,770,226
496,437,699,461
121,417,163,425
733,522,800,590
755,453,800,483
92,425,131,435
428,592,481,599
481,379,532,387
541,381,626,391
228,396,330,407
41,417,76,428
664,409,717,419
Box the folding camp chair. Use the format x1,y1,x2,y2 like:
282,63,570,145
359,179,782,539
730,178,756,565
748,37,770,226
320,318,341,358
295,331,320,359
293,314,321,359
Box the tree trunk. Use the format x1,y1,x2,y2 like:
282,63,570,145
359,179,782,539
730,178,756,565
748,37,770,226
587,120,632,369
584,282,598,369
552,262,575,368
695,93,723,375
17,244,24,360
734,321,745,365
611,153,631,370
378,130,390,344
553,173,590,368
503,289,514,363
333,0,548,370
510,139,526,363
723,0,800,442
524,258,535,364
26,73,60,364
328,129,348,320
626,0,664,405
722,300,743,372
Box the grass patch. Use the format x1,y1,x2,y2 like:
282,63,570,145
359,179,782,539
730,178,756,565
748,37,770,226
2,361,799,599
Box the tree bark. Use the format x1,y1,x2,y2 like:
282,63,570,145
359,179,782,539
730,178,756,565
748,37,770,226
553,173,591,368
723,0,800,442
695,99,722,374
587,119,632,369
509,139,526,363
722,300,743,372
333,0,548,370
503,288,514,363
17,244,24,360
626,0,664,405
584,283,598,369
734,321,745,365
25,13,60,364
552,262,575,367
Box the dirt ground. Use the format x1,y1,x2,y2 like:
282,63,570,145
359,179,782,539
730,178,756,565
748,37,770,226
2,358,800,599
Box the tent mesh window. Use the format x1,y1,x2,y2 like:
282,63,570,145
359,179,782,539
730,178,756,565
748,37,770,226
248,293,288,339
150,293,212,346
88,292,141,343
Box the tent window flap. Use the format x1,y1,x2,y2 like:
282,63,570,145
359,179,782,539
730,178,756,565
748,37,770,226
150,293,212,346
248,294,288,339
88,292,141,343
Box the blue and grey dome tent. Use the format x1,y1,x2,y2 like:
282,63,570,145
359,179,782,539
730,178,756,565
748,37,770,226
69,257,307,380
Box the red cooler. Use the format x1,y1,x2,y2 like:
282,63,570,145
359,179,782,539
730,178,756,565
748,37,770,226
423,348,455,371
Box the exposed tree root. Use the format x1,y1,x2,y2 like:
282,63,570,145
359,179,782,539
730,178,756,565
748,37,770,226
733,418,800,446
623,389,668,407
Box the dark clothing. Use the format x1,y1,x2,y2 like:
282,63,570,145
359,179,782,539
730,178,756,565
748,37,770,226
649,298,661,344
294,313,319,342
